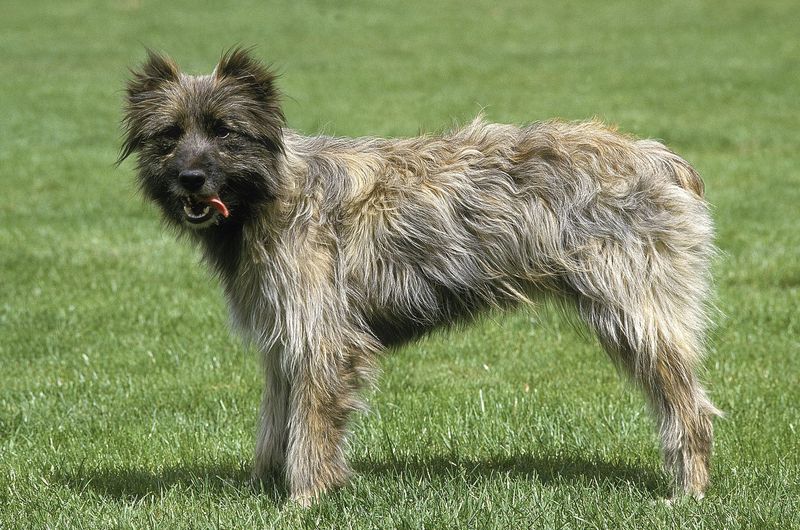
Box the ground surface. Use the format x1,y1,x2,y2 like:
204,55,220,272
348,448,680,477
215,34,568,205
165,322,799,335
1,1,798,528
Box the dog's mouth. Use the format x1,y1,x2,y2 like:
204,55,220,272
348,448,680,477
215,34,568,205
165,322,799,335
181,195,230,226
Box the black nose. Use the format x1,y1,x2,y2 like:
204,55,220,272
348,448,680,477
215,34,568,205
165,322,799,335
178,169,207,192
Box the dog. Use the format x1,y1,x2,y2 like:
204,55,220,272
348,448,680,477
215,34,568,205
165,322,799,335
119,48,719,506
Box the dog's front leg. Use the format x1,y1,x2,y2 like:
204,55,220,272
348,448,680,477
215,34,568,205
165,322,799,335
252,349,290,483
284,353,355,507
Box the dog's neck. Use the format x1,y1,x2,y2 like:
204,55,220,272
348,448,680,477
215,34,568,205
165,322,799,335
196,219,245,281
196,191,289,282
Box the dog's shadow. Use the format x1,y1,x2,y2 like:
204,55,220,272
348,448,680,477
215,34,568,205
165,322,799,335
55,461,285,503
55,452,664,502
359,452,664,495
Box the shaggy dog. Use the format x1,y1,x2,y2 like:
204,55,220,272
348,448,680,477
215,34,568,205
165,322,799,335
120,48,719,505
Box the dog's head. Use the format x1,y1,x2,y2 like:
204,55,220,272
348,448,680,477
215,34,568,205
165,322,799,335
119,48,284,229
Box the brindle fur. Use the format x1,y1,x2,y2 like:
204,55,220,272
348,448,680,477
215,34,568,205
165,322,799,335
121,48,720,505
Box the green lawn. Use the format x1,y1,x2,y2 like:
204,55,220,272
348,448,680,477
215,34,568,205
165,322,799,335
1,1,798,528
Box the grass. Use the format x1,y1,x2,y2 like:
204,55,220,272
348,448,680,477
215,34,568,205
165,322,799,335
1,0,798,527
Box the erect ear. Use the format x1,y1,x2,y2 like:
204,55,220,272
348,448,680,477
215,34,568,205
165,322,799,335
213,47,285,152
118,50,180,165
126,49,180,98
214,47,282,107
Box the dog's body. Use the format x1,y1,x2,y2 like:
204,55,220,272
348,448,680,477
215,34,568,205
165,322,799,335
121,49,719,505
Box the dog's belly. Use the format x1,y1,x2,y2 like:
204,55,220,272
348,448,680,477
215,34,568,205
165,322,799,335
364,311,437,348
358,273,525,348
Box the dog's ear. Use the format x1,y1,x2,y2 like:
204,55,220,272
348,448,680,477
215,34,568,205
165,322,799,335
127,49,180,98
214,47,285,153
118,50,180,164
214,47,281,105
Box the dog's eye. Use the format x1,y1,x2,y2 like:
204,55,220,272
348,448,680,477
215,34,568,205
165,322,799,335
213,122,231,139
161,125,183,141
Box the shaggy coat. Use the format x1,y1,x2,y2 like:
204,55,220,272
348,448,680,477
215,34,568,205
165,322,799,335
121,48,719,505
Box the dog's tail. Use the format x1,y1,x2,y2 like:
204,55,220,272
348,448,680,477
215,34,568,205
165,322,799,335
639,140,706,198
667,152,705,198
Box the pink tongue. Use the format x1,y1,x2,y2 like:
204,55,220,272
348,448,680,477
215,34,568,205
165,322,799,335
208,197,230,218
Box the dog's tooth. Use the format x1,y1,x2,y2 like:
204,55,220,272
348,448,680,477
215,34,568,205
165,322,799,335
182,201,213,221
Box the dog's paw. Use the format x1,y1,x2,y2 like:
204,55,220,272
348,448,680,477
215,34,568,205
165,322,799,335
290,491,316,508
656,490,704,507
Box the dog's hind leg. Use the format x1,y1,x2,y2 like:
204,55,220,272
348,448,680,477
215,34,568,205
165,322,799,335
567,225,719,499
646,344,718,500
576,293,719,499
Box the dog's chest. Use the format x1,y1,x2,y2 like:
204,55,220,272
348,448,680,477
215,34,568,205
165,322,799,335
221,251,282,350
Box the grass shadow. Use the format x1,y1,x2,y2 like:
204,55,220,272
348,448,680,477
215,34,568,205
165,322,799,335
356,451,666,496
55,451,664,503
54,461,286,503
